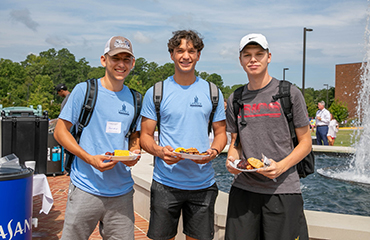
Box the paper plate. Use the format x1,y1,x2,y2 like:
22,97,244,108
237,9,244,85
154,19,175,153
229,159,260,172
174,152,210,160
102,153,140,161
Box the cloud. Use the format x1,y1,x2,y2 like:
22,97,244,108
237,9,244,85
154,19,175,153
219,47,237,59
167,13,197,29
45,35,71,47
10,8,39,32
133,31,151,44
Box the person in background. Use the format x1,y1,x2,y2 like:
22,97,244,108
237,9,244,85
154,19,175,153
224,98,232,145
54,36,141,240
315,101,331,145
140,30,227,240
56,83,71,110
327,113,339,146
225,33,311,240
310,118,316,133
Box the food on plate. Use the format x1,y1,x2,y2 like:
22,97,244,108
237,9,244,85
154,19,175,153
174,147,186,153
247,157,264,169
174,147,208,155
185,147,200,154
236,157,264,170
236,159,254,170
114,150,130,156
104,150,131,156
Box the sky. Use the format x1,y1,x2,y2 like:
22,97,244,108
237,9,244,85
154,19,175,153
0,0,368,90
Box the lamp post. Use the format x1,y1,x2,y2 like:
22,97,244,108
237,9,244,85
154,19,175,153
323,84,329,106
283,68,289,80
302,27,313,97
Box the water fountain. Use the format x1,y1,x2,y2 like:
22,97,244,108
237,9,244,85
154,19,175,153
317,12,370,185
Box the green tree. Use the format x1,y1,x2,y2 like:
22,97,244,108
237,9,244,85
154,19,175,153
21,54,47,80
205,73,224,89
39,48,90,89
151,63,174,86
3,49,349,125
28,75,57,118
306,102,317,118
87,66,105,80
198,71,209,80
125,75,146,95
222,84,245,100
328,99,348,124
127,58,163,92
0,59,27,107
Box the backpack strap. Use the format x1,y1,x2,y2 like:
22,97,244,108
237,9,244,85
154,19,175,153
208,81,219,135
153,80,219,142
125,89,143,138
75,78,98,143
272,80,298,145
153,81,163,142
232,85,246,147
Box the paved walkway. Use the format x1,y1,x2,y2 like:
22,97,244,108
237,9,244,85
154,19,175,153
32,173,150,239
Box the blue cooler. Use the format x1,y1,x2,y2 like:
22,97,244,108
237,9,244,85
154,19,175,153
0,167,33,240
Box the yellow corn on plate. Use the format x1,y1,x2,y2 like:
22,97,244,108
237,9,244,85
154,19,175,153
114,150,130,156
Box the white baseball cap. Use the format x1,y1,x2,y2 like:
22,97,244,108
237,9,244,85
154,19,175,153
239,33,269,52
104,36,134,57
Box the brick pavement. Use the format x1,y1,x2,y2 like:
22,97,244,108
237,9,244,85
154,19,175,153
32,173,150,239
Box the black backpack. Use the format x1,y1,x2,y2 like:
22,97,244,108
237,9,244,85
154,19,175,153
63,78,142,173
153,80,219,142
232,80,315,178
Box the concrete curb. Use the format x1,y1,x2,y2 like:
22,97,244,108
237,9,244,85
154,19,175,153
132,153,370,240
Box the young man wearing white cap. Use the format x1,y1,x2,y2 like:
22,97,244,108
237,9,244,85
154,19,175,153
225,33,311,240
54,36,141,240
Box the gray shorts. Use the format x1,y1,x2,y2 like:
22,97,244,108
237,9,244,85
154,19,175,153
61,182,135,240
147,180,218,240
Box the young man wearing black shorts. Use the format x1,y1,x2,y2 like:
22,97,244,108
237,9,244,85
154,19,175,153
225,33,311,240
140,30,227,240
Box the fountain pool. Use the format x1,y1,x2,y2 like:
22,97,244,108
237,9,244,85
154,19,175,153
212,153,370,217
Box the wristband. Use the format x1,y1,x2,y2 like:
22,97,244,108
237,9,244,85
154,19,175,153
211,148,219,155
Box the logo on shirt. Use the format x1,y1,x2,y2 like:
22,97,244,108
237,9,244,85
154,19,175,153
190,96,202,107
118,104,129,115
238,101,281,118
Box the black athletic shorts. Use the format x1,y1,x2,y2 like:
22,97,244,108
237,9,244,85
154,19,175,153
225,186,309,240
147,180,218,240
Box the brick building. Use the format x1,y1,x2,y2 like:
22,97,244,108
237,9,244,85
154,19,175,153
335,62,364,119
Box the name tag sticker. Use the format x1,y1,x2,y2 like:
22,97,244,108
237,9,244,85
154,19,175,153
106,121,121,133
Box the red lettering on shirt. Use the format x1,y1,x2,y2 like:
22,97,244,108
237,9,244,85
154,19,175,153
238,101,281,118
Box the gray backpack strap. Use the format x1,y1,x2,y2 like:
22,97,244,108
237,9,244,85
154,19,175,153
125,89,142,138
208,81,219,135
153,81,163,142
232,85,246,147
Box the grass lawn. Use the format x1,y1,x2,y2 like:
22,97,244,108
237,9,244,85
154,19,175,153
311,128,361,147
